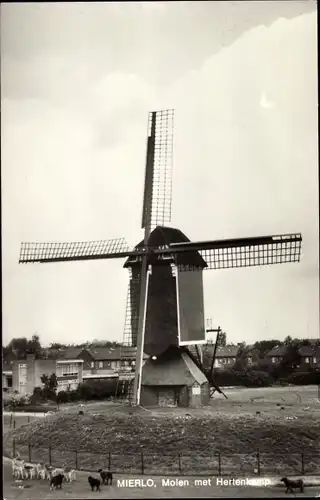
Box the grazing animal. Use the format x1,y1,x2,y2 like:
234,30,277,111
39,468,47,480
52,467,65,477
50,474,64,490
98,469,113,485
65,469,76,482
88,476,101,492
23,464,36,480
12,464,23,479
35,463,45,479
281,477,304,493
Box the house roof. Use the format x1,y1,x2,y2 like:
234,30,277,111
267,342,320,358
58,347,83,360
305,338,320,345
216,346,240,357
299,346,316,357
86,346,148,361
181,352,208,385
141,347,208,386
299,345,320,357
124,226,207,268
3,350,18,362
266,345,288,357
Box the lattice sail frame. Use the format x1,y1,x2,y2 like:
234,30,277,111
173,234,302,272
19,238,130,263
19,233,302,269
141,109,174,231
122,268,141,347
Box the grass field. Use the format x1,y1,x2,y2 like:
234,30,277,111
3,385,320,478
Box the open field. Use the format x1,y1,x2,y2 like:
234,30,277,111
3,459,320,499
3,385,320,477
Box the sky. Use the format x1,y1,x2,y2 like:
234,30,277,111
1,1,319,347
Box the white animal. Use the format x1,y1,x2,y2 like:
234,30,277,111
35,463,44,479
12,459,25,479
39,468,47,480
65,469,76,482
12,464,23,479
52,467,65,477
45,469,52,481
23,464,36,480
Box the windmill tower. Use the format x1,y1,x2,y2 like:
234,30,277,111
19,109,302,407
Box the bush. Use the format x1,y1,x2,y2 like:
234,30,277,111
68,390,81,402
77,379,118,400
280,371,320,386
42,379,126,405
31,387,43,405
8,405,57,413
214,369,274,388
56,390,69,404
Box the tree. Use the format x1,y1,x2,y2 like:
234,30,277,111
31,386,43,404
279,342,301,375
217,331,227,348
233,343,251,371
8,337,29,359
88,340,122,348
284,335,293,345
40,373,58,401
253,340,282,359
49,342,64,350
27,334,42,358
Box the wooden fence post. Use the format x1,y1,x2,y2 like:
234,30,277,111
48,442,52,466
13,420,16,429
13,438,16,458
28,444,32,462
141,453,144,474
178,454,182,474
256,450,261,476
10,413,13,428
28,416,30,424
108,452,111,471
301,453,305,475
75,450,78,470
218,452,222,475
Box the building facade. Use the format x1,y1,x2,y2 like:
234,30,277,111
12,355,84,395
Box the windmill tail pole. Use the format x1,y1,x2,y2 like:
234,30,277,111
132,254,148,406
210,328,221,379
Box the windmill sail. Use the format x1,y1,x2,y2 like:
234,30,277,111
141,110,174,230
19,238,131,264
169,233,302,271
18,108,303,409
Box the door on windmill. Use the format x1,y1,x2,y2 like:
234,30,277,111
157,387,177,407
175,267,206,345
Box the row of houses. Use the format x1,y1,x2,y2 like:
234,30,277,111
2,346,148,394
3,341,320,394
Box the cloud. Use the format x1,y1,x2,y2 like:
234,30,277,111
1,7,318,346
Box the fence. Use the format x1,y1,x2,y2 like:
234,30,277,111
7,439,320,477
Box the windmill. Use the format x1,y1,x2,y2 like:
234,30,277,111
19,109,302,407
